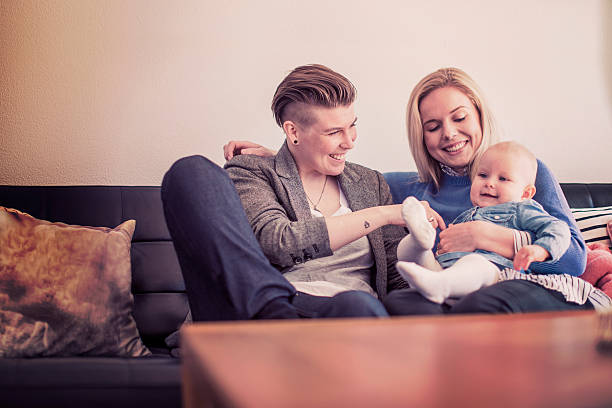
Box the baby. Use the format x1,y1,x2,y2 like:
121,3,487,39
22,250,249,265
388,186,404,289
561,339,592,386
396,141,571,304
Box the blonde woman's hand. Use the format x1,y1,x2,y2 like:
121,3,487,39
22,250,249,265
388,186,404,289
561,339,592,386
223,140,276,161
418,200,447,231
438,221,517,259
437,221,483,254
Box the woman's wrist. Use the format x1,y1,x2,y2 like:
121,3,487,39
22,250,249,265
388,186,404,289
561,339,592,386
385,204,403,226
474,221,485,250
370,205,397,229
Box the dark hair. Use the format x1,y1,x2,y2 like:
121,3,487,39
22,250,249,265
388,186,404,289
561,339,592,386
271,64,356,127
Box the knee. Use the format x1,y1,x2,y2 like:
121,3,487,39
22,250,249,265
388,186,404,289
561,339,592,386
451,280,569,314
450,285,512,314
330,291,388,317
382,289,444,316
164,155,220,187
162,155,230,199
381,291,404,315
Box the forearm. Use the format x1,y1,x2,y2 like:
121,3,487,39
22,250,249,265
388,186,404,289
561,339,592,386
474,221,516,259
255,217,333,267
528,232,586,276
326,205,402,251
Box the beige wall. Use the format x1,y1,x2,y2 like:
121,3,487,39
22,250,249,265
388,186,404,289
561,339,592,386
1,0,611,185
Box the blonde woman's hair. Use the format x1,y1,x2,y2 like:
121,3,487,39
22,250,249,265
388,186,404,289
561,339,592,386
406,67,499,191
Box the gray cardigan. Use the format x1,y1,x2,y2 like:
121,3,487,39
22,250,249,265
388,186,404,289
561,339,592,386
224,142,408,298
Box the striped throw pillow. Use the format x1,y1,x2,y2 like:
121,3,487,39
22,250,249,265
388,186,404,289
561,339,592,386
571,206,612,248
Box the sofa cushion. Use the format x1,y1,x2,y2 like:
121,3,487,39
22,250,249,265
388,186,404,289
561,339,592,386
0,186,189,350
0,207,150,357
571,206,612,248
0,357,181,408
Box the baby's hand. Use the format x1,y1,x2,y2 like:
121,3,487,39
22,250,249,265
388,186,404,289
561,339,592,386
513,245,550,271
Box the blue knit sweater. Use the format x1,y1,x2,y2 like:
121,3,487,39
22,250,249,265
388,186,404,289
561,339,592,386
384,160,586,276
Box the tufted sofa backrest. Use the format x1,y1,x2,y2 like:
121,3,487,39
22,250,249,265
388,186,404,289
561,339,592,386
559,184,612,208
1,179,611,344
383,172,612,210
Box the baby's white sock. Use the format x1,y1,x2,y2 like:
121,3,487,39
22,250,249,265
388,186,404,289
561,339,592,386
401,197,436,250
396,254,499,304
396,197,440,270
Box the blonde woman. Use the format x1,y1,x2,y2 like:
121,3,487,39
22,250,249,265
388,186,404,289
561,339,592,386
384,67,593,314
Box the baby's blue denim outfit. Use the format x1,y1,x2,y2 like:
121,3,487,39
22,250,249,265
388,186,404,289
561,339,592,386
436,199,571,271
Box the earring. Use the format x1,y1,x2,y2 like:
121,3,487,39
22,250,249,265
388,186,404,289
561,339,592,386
293,139,298,145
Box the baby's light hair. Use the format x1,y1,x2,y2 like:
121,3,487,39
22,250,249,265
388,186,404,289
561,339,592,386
479,141,537,185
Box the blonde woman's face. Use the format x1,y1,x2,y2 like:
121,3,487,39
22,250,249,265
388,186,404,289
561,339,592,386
419,87,483,172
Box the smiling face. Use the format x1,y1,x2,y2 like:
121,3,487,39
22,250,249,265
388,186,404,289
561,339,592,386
470,145,536,207
286,104,357,177
419,86,483,173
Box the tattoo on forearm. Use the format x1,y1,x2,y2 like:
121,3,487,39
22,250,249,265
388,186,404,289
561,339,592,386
364,220,370,229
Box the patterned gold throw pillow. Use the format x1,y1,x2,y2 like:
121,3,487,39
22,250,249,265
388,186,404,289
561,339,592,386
0,207,150,357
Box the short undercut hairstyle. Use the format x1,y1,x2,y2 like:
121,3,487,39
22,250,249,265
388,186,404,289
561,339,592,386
271,64,356,128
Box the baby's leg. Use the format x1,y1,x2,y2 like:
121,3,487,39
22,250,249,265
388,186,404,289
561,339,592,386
396,197,440,270
396,254,499,304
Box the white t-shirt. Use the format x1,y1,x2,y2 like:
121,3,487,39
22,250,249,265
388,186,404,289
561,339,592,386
282,183,376,297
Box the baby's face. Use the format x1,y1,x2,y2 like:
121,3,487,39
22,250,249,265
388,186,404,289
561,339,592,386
470,148,533,207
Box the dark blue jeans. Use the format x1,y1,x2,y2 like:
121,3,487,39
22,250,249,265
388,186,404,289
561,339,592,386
161,155,388,321
383,280,594,315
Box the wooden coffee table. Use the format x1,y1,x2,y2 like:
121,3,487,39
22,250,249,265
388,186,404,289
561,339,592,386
181,311,612,408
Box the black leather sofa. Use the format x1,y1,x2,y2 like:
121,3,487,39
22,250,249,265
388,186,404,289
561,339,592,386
0,186,187,408
0,177,611,408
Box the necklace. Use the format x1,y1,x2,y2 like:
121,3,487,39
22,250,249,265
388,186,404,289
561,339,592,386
439,163,468,177
305,176,328,212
